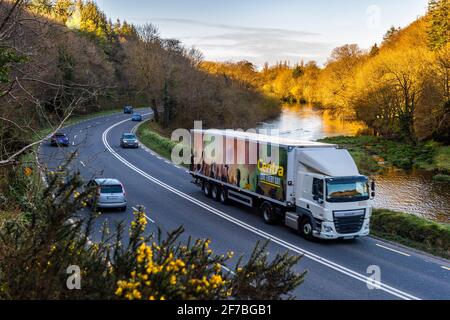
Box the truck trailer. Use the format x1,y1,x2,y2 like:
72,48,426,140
190,129,375,240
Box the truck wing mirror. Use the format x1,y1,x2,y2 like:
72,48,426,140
370,180,376,198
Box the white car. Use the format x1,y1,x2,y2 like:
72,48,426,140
88,179,127,212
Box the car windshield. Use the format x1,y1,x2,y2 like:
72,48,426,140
100,185,123,194
326,177,369,203
123,134,136,139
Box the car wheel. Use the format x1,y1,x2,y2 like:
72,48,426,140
203,181,211,197
300,217,314,241
260,202,279,225
219,187,229,205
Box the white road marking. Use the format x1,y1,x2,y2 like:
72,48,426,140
132,206,155,223
376,244,411,257
74,135,77,139
442,266,450,271
101,117,421,301
79,161,86,167
72,142,75,146
165,160,171,164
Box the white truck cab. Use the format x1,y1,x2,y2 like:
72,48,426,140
285,148,374,240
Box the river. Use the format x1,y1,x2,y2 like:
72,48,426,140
258,104,450,223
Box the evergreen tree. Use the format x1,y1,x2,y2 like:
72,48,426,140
53,0,74,24
30,0,53,15
383,26,401,43
427,0,449,50
369,43,380,56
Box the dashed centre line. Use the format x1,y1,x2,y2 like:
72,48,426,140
376,244,411,257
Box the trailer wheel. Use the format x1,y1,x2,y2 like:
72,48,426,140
202,180,211,198
211,184,220,201
219,187,229,205
300,217,314,241
260,202,280,225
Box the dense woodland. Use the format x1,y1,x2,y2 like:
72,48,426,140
202,0,449,143
0,0,280,168
0,0,448,168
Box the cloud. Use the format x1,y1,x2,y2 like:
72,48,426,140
151,18,333,66
151,18,319,37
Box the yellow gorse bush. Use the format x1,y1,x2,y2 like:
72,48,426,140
0,163,304,300
115,209,230,300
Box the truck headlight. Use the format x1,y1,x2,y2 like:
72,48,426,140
323,225,333,233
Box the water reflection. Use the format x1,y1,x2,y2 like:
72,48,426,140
374,169,450,223
258,104,450,222
259,104,366,141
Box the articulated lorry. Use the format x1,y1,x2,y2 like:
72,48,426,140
190,130,375,240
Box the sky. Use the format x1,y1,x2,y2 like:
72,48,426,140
96,0,429,67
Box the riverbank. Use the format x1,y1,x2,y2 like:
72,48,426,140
135,124,450,260
318,136,450,181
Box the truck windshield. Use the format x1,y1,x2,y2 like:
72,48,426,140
326,177,369,203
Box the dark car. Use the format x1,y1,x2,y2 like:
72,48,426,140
131,114,143,122
120,133,139,148
50,133,69,147
123,106,134,114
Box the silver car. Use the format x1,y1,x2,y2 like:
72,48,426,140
88,179,127,211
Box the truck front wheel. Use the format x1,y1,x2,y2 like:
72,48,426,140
300,217,314,241
260,202,280,225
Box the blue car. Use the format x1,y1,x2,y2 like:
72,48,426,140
132,114,143,122
124,106,134,114
50,133,69,147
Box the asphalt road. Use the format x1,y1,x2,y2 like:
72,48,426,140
38,109,450,300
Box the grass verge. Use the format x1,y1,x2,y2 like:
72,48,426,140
371,209,450,259
136,122,180,162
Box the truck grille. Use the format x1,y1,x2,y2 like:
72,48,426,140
333,209,365,234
